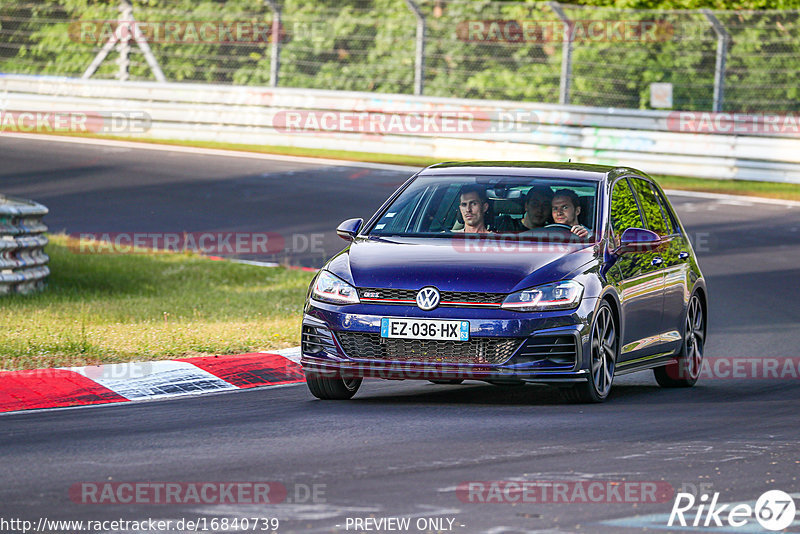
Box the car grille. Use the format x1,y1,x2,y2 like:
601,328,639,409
515,335,578,368
358,287,506,307
335,332,522,365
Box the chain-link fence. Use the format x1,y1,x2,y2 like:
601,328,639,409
1,1,798,112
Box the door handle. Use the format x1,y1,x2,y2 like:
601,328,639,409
678,251,689,260
651,257,663,266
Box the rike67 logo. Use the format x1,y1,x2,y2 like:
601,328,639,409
668,489,796,531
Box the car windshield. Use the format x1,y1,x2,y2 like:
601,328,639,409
367,175,599,241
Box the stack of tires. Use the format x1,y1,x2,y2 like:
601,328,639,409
0,195,49,294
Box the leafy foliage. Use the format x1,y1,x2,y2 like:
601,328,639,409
1,0,798,111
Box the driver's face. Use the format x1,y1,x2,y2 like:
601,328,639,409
551,195,580,226
525,193,550,226
460,192,487,228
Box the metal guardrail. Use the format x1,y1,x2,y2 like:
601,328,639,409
0,195,49,294
2,74,800,183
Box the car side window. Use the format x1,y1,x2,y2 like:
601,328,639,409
648,183,679,235
630,178,669,236
609,178,643,239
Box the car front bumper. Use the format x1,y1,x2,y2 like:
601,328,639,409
300,298,598,384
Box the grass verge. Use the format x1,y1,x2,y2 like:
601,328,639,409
42,131,800,201
0,234,316,372
651,174,800,201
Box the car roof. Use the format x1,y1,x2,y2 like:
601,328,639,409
418,161,633,182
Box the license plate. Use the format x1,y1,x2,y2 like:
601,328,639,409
380,318,469,341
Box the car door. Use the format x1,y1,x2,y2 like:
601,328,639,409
606,177,666,363
632,179,691,353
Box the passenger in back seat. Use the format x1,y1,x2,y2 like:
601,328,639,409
497,186,554,232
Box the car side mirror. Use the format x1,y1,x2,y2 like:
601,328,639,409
336,218,363,242
614,227,661,254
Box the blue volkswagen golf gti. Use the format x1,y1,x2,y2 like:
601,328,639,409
301,162,708,403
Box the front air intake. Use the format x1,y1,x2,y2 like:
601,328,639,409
515,335,578,368
301,325,336,355
335,332,522,365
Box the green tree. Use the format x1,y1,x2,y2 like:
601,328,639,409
1,0,798,112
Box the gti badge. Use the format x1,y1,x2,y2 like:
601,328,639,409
416,286,440,310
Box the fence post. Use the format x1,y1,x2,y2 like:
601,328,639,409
83,0,166,82
265,0,281,87
702,9,729,113
548,1,572,106
404,0,426,96
116,0,132,81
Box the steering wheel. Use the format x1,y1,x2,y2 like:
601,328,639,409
544,223,573,231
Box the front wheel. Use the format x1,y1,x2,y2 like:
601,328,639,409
563,301,617,403
305,372,362,400
654,294,705,388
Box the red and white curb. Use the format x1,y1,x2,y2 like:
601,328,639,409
0,347,304,415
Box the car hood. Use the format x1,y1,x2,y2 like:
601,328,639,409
326,237,596,294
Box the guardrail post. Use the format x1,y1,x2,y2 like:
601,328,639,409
702,9,730,113
265,0,281,87
404,0,426,96
548,1,572,106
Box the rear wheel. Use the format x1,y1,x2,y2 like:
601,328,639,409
563,301,617,403
654,294,705,388
305,372,362,400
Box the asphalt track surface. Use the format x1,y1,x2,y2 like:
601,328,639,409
1,135,800,534
0,135,407,266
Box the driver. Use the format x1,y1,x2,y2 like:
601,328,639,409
454,185,491,234
550,189,590,238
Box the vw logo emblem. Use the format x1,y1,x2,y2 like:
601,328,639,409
416,286,440,311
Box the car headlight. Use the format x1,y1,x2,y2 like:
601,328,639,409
501,280,584,312
311,270,360,305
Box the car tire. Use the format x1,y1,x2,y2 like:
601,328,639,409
305,372,362,400
429,379,464,385
654,293,705,388
562,300,617,403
